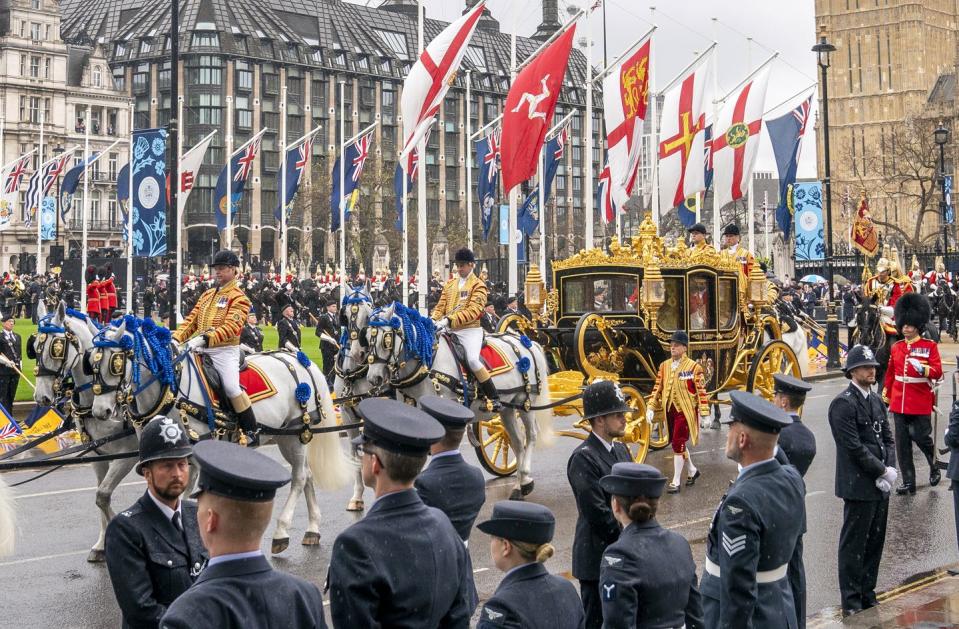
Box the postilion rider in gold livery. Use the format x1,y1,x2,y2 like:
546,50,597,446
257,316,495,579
431,247,501,412
172,250,257,446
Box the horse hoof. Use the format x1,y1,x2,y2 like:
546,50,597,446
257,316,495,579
301,531,322,546
86,549,106,563
508,488,524,501
271,537,290,554
346,499,365,512
521,481,535,496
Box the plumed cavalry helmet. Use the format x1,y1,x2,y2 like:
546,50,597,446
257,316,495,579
582,379,633,420
211,250,240,268
136,415,193,475
842,344,880,378
453,248,476,264
894,292,931,332
875,244,892,274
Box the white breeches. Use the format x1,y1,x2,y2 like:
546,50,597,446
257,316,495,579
201,345,243,398
452,327,484,372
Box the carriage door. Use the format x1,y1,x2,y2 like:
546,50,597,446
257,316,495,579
687,271,720,391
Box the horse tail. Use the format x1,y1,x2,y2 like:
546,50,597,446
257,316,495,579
529,343,555,448
0,474,15,556
305,365,352,492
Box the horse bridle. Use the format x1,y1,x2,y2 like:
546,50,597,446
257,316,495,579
89,332,177,425
33,326,83,397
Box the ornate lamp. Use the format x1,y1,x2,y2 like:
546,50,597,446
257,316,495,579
748,264,768,310
524,264,546,314
642,266,665,326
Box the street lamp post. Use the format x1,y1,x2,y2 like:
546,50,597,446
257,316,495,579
935,122,950,266
813,35,840,369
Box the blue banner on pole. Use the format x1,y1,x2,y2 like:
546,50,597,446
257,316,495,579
793,181,824,261
131,128,168,257
946,175,954,225
40,196,56,241
498,205,509,245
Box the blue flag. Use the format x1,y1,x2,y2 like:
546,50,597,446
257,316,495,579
677,194,697,228
274,138,315,223
766,95,812,237
59,154,98,217
214,136,261,231
130,128,168,257
393,150,418,231
476,130,500,241
518,128,566,237
331,132,374,232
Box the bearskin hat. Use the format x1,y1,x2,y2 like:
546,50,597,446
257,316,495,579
894,292,931,331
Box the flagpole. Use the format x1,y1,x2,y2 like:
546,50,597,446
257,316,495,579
591,27,657,85
402,155,409,305
225,95,233,250
338,79,346,298
126,102,134,309
748,174,755,253
80,105,90,312
416,0,427,314
175,96,184,321
649,10,660,227
538,143,545,273
763,84,817,118
471,113,503,141
584,10,594,252
507,3,518,298
711,18,721,248
280,84,288,280
763,189,770,260
36,109,44,275
466,69,473,250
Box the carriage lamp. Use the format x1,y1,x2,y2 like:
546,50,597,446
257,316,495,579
525,264,546,314
748,265,768,309
642,267,665,323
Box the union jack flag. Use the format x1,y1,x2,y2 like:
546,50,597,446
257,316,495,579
483,129,501,183
350,134,371,183
274,135,318,222
4,155,30,195
793,98,811,137
234,137,261,182
0,405,21,440
331,131,375,231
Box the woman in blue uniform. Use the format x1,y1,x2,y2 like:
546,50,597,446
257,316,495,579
477,502,585,629
599,463,704,629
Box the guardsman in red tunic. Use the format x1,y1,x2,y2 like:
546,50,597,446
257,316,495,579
86,265,102,322
103,266,118,314
882,292,943,495
646,330,710,493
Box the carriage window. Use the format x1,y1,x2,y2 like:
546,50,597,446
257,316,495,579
658,278,684,332
561,274,639,314
688,273,715,331
718,278,738,329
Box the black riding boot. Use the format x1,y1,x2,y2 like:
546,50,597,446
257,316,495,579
237,407,259,447
479,378,502,413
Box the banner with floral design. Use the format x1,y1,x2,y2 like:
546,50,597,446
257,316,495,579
793,181,824,261
131,128,168,257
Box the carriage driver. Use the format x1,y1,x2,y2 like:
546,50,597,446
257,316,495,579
431,248,500,412
172,250,256,446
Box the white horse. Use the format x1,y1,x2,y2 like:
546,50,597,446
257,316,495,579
88,315,350,553
0,474,12,556
332,286,375,511
32,303,140,562
364,302,553,499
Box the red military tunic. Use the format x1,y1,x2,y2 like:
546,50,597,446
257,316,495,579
97,282,110,315
86,279,101,319
103,276,118,310
882,337,942,415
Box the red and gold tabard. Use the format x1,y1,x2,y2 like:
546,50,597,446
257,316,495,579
882,337,942,415
173,279,251,347
725,245,755,280
863,275,913,334
648,355,710,445
430,273,488,330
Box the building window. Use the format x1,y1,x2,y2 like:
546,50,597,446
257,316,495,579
108,200,118,225
374,29,408,60
381,83,395,125
140,40,152,54
191,32,219,48
32,0,41,9
236,95,252,130
188,92,222,125
186,55,222,86
30,55,40,78
19,54,26,76
312,77,327,109
236,63,253,91
263,70,279,95
92,65,102,87
108,153,118,179
113,67,125,90
43,57,50,79
133,65,150,93
30,22,40,41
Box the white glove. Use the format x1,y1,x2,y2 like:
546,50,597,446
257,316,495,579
435,318,450,331
700,415,710,430
880,306,894,318
186,335,206,351
875,478,892,493
880,466,899,486
239,343,255,355
0,355,13,367
645,409,654,423
906,358,924,374
284,341,298,352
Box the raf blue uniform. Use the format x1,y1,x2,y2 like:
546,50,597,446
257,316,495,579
702,392,806,629
476,501,585,629
328,398,473,628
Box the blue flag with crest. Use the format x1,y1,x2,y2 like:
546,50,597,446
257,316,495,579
476,130,500,241
330,132,373,232
518,128,566,237
766,95,812,237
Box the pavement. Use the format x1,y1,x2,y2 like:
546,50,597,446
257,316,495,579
2,363,959,627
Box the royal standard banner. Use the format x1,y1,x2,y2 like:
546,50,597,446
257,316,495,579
131,128,168,257
850,190,879,256
793,181,824,261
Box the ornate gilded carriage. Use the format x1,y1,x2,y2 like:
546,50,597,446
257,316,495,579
476,215,800,476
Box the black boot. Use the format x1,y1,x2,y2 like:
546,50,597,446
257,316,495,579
479,379,502,413
236,407,259,447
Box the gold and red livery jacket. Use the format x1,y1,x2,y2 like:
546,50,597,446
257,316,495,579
724,245,755,281
86,279,101,315
430,273,488,330
173,279,251,348
648,355,710,446
864,275,913,334
103,276,118,310
882,337,942,415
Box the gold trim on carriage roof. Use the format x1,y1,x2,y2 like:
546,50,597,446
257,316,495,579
552,213,740,273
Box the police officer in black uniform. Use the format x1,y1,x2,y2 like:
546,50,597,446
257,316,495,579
105,416,206,629
771,373,817,628
160,440,326,629
566,379,633,629
701,391,806,629
328,398,474,627
239,311,263,353
476,502,585,629
828,345,897,617
315,298,339,380
599,462,703,629
276,302,301,351
0,313,21,413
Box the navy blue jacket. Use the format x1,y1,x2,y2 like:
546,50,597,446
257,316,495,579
828,384,896,501
328,488,473,628
567,433,632,581
600,519,704,629
477,562,584,629
414,452,486,541
701,459,805,629
777,414,817,477
160,555,326,629
105,492,207,629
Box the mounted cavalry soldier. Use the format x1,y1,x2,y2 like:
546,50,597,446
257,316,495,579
863,247,913,383
881,292,942,495
105,416,206,629
431,247,501,412
172,250,256,446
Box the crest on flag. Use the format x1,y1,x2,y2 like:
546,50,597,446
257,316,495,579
476,129,500,241
331,132,374,231
215,133,262,231
767,94,813,237
850,190,879,256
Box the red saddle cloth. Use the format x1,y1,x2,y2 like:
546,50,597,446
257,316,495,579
193,355,278,406
480,343,513,377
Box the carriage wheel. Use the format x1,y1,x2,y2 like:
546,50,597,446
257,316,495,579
573,313,625,379
746,340,801,404
648,412,671,451
473,417,518,477
495,313,530,335
618,385,652,463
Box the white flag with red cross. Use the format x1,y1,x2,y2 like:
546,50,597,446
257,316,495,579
711,67,771,212
602,34,651,209
657,57,712,216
